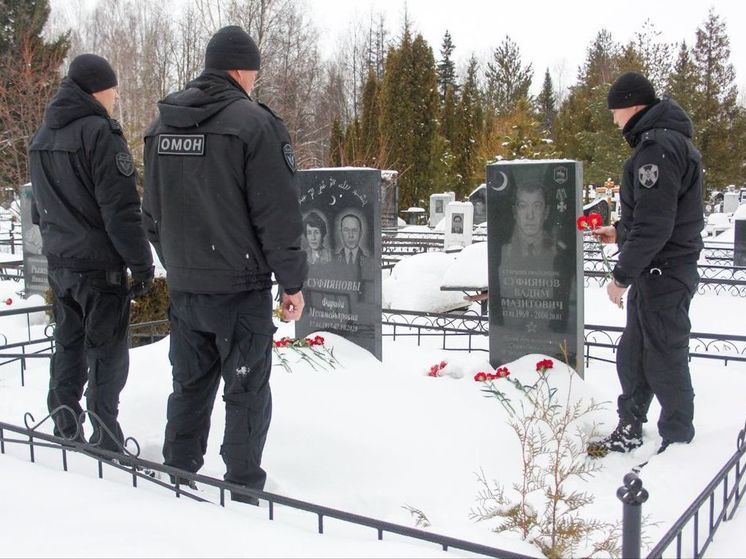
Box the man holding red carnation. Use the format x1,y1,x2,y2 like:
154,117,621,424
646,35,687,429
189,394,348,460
588,72,704,457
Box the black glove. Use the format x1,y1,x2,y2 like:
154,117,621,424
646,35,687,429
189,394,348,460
129,267,155,298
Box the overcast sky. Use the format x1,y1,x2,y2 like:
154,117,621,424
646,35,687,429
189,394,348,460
313,0,746,95
51,0,746,97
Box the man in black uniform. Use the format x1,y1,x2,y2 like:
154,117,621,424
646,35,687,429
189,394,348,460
142,26,307,503
29,54,154,450
590,72,704,456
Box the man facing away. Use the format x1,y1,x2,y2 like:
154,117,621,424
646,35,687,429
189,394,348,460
589,72,704,456
29,54,154,450
143,26,307,503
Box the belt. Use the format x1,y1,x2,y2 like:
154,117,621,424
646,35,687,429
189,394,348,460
646,253,699,273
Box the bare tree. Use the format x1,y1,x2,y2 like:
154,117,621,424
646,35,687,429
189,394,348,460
0,34,67,188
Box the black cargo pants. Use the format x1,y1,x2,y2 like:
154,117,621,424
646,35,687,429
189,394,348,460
163,289,276,491
47,268,130,450
616,263,699,443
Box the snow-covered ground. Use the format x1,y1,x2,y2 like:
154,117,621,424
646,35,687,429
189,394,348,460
1,244,745,557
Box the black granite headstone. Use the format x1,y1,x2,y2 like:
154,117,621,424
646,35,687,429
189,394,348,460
486,161,584,374
20,183,48,295
735,218,746,267
296,169,382,360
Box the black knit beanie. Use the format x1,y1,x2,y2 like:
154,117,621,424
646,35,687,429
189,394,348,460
205,26,261,71
607,72,657,109
68,54,118,94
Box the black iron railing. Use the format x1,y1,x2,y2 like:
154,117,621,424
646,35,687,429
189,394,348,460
2,308,744,380
623,420,746,559
0,417,535,559
383,308,746,366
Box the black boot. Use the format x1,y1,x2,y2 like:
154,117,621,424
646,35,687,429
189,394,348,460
587,420,643,457
230,490,260,506
169,474,198,490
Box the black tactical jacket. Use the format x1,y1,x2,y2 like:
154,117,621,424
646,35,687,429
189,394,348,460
142,71,307,294
29,78,153,274
613,98,705,286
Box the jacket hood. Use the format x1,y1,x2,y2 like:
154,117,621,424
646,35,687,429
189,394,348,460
44,77,109,129
157,70,249,128
624,98,693,147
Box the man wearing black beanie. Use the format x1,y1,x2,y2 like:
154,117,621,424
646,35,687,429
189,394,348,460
29,54,154,452
143,26,307,504
588,72,704,458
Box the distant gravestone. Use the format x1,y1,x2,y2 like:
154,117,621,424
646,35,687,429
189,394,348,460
20,183,48,296
381,170,399,229
468,184,487,224
295,168,382,360
486,160,584,374
583,197,611,225
735,207,746,267
723,192,740,214
401,207,426,225
444,201,473,250
430,193,455,228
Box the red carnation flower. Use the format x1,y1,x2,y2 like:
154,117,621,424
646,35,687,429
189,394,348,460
496,367,511,378
536,359,554,373
4,298,11,306
576,215,590,231
587,212,603,229
474,372,488,382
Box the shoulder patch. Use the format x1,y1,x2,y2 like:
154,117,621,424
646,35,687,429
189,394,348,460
282,143,296,173
638,164,659,188
115,152,134,176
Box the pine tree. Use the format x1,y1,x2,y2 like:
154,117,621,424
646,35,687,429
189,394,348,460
578,29,619,87
0,0,69,188
481,97,558,162
379,27,439,209
452,56,483,197
436,30,457,102
441,85,457,146
691,8,740,191
665,42,700,114
359,66,381,166
343,118,361,165
535,69,557,133
328,118,344,166
633,19,674,93
484,35,533,115
616,42,645,76
554,30,626,187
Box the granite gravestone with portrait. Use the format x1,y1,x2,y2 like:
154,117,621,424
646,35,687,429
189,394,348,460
296,168,382,360
486,160,583,374
20,183,48,295
444,201,473,250
430,192,455,229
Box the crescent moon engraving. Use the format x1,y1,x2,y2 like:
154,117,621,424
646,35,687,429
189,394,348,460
491,172,508,192
329,194,337,206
